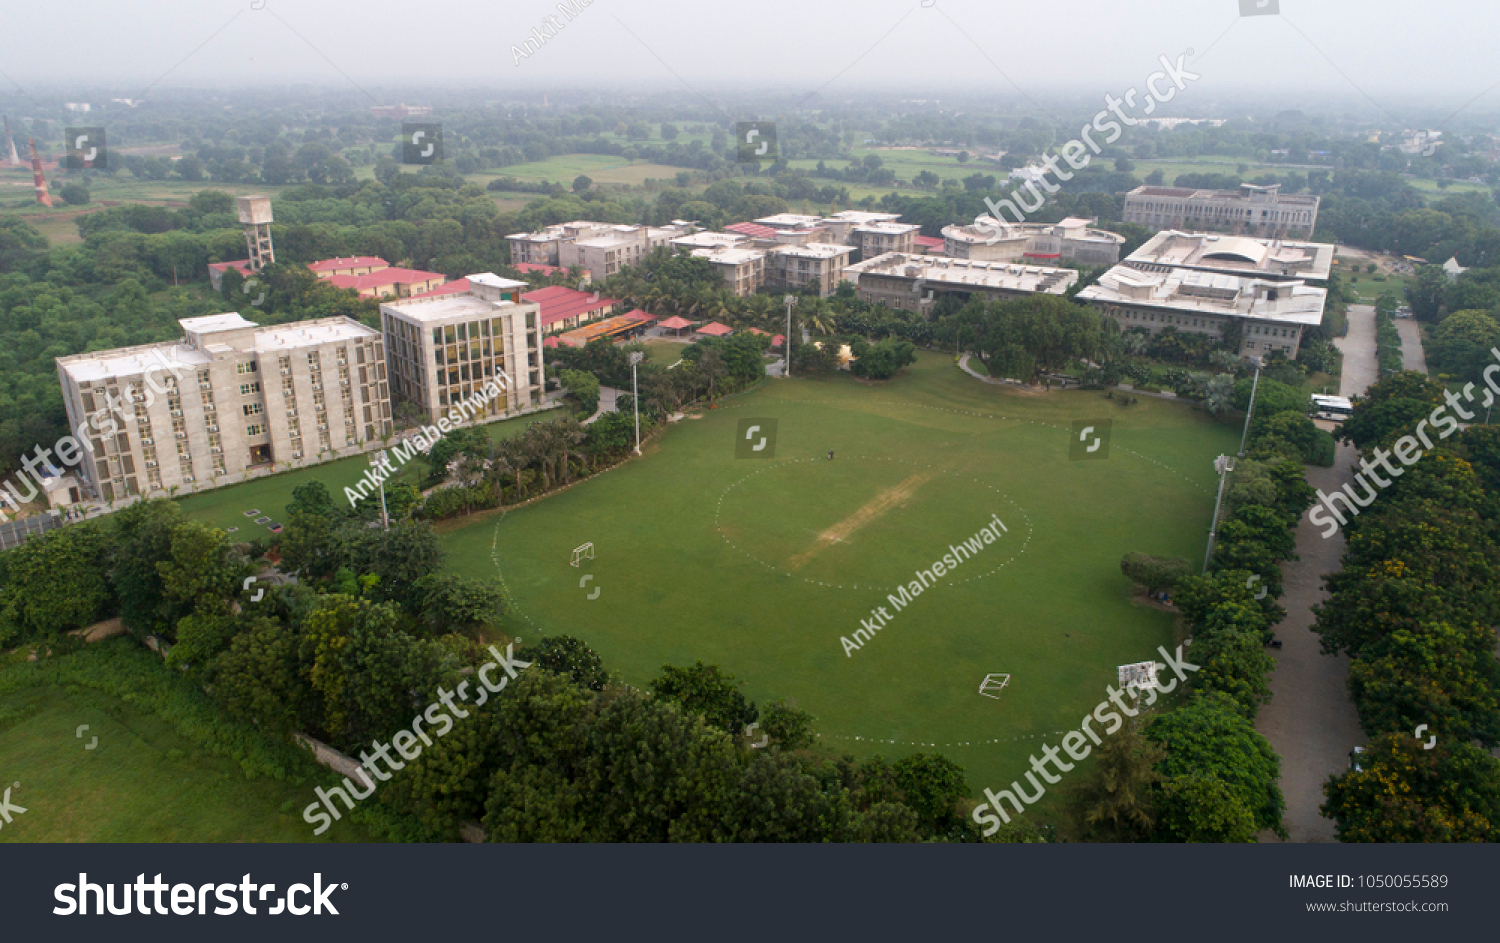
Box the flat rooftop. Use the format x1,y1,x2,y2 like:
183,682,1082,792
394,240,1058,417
775,242,854,260
691,246,766,265
942,219,1125,246
846,253,1078,294
58,341,210,383
855,221,921,235
755,213,825,229
672,231,748,249
382,292,520,323
254,317,380,351
1077,265,1326,326
181,312,259,333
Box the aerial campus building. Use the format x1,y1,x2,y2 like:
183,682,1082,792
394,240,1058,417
378,273,546,424
843,253,1079,313
940,217,1125,266
1122,183,1320,239
1075,229,1332,360
56,313,391,503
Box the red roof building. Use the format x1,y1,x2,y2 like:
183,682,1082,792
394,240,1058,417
696,321,733,337
522,285,617,332
658,316,694,334
411,277,472,300
324,267,446,299
513,262,561,276
725,221,779,240
555,310,656,348
207,260,255,291
308,256,389,276
912,235,945,254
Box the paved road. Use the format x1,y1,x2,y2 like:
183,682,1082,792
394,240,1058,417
1395,318,1428,373
1254,305,1372,842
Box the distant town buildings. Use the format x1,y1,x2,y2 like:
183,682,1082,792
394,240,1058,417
1123,183,1319,239
56,313,391,503
379,273,544,425
844,253,1078,313
369,104,433,118
941,217,1125,266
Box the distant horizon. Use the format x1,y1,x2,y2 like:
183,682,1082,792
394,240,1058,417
1,0,1494,127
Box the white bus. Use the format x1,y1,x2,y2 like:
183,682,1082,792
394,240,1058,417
1309,394,1354,422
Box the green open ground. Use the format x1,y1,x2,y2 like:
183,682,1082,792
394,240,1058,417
435,351,1239,800
0,648,373,842
469,156,688,188
176,406,561,534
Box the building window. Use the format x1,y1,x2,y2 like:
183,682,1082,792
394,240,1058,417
246,423,264,436
240,382,261,395
236,361,258,375
243,403,263,417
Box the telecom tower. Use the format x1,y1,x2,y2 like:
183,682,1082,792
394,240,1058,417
3,117,19,166
27,138,51,207
236,195,275,271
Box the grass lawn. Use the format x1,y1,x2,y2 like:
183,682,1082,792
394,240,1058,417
435,350,1238,815
175,408,561,534
0,643,376,842
642,339,689,366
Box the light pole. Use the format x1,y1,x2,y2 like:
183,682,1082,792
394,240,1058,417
1204,454,1235,573
1237,356,1262,458
628,350,643,455
370,449,390,532
783,294,797,378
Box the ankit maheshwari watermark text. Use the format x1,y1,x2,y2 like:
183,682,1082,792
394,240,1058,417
842,512,1007,656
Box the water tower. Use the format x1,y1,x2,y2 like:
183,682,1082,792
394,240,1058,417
236,195,275,271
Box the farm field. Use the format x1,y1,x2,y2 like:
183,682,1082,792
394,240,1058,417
436,350,1239,808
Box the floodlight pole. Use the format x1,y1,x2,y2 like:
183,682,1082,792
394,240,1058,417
783,294,797,378
629,351,643,455
371,449,390,532
1204,454,1234,574
1237,356,1262,458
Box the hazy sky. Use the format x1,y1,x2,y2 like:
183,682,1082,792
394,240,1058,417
4,0,1498,120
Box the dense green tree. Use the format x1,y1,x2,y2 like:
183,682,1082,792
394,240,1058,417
1146,694,1285,836
650,661,758,734
1155,774,1257,843
1323,733,1500,842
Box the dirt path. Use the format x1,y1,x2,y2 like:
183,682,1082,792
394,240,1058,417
1254,306,1372,842
786,471,932,570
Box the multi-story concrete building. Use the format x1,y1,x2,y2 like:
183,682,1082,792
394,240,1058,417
770,243,855,296
753,213,826,231
816,210,901,246
56,313,391,503
1075,264,1325,359
507,220,696,281
670,231,748,253
941,217,1125,266
1125,230,1333,281
690,245,768,297
853,221,920,260
1122,183,1320,239
379,273,545,424
844,253,1078,313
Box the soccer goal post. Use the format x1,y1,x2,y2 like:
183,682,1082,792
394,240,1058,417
571,542,595,567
